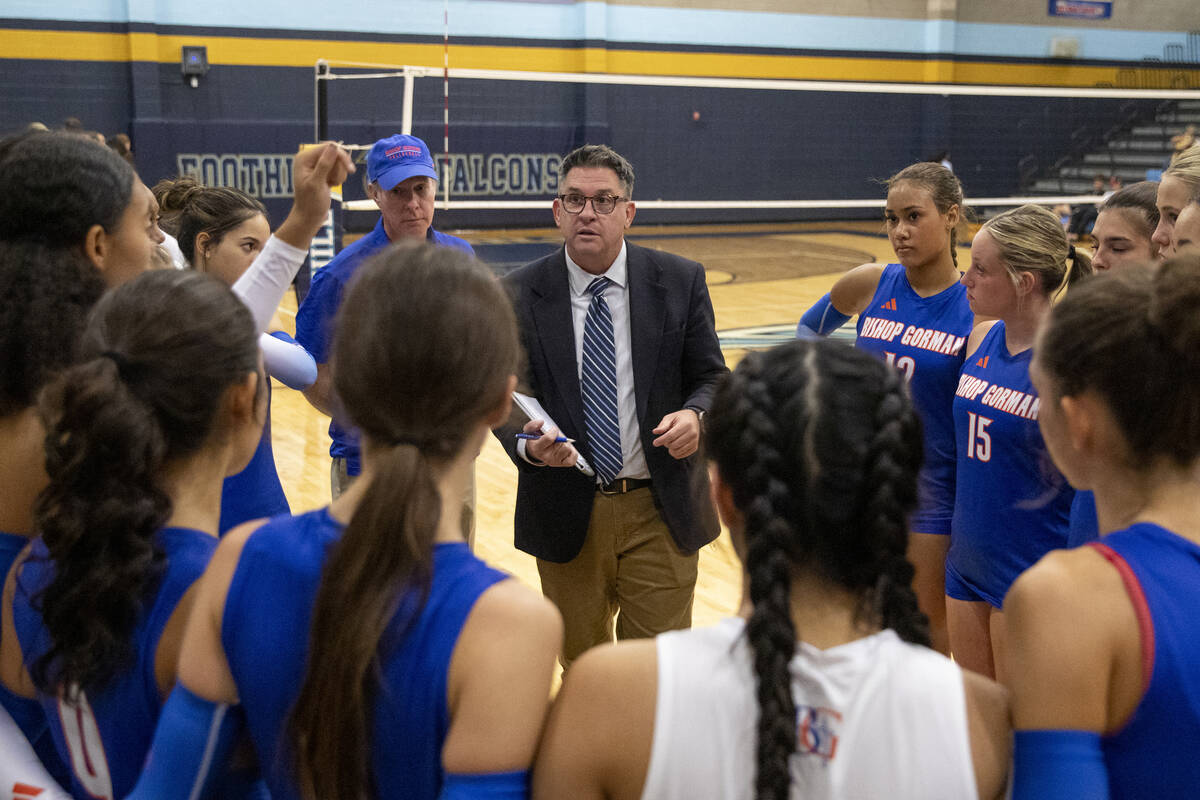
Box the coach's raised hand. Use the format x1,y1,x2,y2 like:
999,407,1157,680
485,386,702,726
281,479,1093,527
275,142,356,250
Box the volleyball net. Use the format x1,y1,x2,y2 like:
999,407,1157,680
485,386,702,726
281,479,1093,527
312,59,1200,238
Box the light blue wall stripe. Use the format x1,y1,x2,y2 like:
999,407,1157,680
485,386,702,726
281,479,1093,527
0,0,1187,62
954,22,1185,60
1,0,127,23
600,7,931,52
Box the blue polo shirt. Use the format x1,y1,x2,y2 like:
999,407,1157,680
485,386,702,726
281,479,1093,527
295,220,473,475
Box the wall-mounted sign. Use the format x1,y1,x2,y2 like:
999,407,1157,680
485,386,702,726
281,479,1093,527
1048,0,1112,19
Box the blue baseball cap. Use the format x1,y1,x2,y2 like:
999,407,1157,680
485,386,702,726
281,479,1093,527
366,134,438,190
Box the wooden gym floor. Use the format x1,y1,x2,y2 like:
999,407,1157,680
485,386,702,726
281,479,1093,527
270,222,974,630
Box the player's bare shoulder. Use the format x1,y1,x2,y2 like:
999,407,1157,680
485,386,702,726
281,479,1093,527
830,262,888,317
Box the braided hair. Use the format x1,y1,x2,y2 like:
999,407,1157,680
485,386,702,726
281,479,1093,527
704,339,928,800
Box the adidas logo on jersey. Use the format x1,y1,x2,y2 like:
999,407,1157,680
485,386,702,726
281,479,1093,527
976,355,989,368
880,298,898,311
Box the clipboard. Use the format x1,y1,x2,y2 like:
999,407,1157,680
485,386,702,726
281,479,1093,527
512,392,596,478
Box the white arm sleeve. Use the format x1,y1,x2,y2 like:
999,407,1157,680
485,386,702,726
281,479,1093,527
230,235,309,334
0,706,72,800
259,333,318,390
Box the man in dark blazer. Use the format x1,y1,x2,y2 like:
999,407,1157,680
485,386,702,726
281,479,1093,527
498,144,726,667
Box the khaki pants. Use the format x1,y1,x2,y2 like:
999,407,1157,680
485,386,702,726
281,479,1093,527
536,487,698,670
331,457,476,549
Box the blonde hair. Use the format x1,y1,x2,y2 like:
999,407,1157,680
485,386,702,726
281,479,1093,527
981,204,1093,296
1166,143,1200,195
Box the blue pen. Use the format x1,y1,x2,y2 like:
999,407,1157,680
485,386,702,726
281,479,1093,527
516,433,573,443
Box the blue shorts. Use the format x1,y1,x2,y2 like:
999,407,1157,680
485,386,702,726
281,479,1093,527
944,559,1003,608
910,508,952,536
911,465,953,536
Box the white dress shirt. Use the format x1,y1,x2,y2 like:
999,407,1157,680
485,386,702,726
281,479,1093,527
563,242,650,480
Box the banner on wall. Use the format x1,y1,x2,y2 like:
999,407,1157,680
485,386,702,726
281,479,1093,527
1048,0,1112,19
174,152,562,199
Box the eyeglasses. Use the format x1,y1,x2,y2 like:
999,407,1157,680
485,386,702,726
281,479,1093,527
557,192,626,215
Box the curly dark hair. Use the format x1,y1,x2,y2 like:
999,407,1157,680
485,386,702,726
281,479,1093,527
0,240,104,417
29,269,259,697
0,130,135,247
704,338,930,800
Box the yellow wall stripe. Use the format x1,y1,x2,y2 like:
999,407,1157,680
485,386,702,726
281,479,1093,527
2,28,1197,89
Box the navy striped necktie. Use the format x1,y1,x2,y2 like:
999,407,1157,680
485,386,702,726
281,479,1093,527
581,276,622,484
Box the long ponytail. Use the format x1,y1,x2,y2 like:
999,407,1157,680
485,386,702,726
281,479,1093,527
286,242,519,800
290,441,442,800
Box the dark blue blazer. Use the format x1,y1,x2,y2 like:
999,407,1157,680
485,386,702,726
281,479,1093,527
498,242,726,563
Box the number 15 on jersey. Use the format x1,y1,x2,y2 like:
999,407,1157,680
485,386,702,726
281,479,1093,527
966,412,992,462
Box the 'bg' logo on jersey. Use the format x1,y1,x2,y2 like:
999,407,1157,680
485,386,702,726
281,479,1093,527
796,705,841,761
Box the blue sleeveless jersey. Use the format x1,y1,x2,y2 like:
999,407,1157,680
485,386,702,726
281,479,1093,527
220,383,290,534
1,531,71,786
1067,489,1100,547
1090,524,1200,797
949,322,1073,607
221,508,509,800
11,528,216,799
855,264,973,535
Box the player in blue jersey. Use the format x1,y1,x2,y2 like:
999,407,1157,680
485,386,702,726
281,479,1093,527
0,132,348,795
127,242,561,800
950,204,1091,679
0,241,101,794
1151,143,1200,260
0,269,265,799
1006,251,1200,798
0,130,167,793
797,162,972,654
155,177,320,532
1069,181,1161,546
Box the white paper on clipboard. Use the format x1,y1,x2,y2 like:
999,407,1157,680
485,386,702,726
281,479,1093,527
512,392,595,477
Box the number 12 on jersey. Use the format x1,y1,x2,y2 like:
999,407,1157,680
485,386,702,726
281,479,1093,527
966,412,992,462
883,352,916,382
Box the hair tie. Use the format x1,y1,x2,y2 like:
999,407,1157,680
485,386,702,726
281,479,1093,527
100,350,139,381
1068,244,1077,261
101,350,128,369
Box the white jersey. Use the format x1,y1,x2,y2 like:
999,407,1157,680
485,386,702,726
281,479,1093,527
642,619,978,800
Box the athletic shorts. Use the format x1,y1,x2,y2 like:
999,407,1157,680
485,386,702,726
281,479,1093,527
944,559,1004,609
907,460,955,534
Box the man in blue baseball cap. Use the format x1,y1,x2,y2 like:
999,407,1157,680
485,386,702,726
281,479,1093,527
297,133,474,500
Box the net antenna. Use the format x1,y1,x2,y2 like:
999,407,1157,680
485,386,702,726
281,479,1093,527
443,0,451,207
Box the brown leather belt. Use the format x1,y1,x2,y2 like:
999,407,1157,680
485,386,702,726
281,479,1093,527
597,477,652,495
